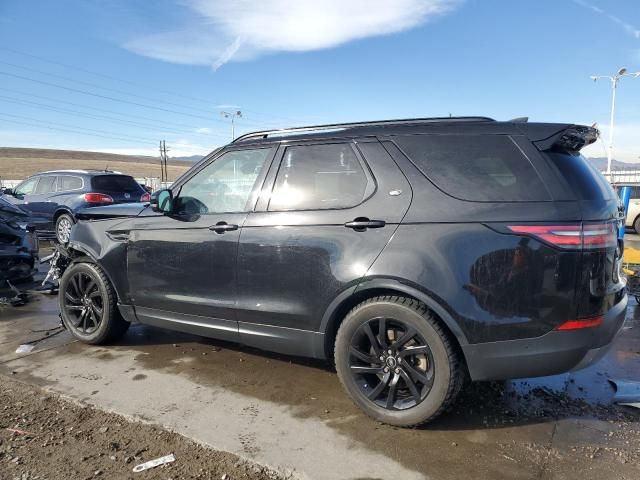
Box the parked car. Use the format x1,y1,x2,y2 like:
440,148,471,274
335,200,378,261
0,195,39,284
52,117,626,427
2,170,150,243
620,185,640,233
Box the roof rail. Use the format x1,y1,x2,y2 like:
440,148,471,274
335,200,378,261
232,116,495,143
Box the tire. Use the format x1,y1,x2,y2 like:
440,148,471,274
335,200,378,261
335,295,463,427
634,216,640,235
59,262,130,344
55,213,75,244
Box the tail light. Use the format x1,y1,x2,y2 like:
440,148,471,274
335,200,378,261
554,316,603,331
140,192,151,202
507,223,616,250
83,193,114,204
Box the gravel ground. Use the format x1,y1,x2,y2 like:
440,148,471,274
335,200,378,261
0,375,286,480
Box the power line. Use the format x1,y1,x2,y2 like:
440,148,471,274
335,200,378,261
0,70,225,123
2,87,222,133
0,47,313,125
0,112,156,144
0,59,217,116
0,117,157,146
0,95,230,140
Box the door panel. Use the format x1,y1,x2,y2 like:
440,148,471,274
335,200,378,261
127,146,275,341
237,140,412,345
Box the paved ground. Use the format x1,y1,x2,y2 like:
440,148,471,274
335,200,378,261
0,243,639,480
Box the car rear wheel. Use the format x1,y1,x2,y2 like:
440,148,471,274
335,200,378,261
55,213,75,244
335,296,463,427
59,262,130,344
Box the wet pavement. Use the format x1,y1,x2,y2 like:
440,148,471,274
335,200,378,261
0,248,639,480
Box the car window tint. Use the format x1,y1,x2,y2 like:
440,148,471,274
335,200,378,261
59,176,83,191
34,176,57,194
15,177,39,196
545,152,614,201
91,175,141,192
268,143,369,211
176,148,271,214
394,135,550,202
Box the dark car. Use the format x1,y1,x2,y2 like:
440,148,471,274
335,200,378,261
52,117,626,427
0,195,39,284
2,170,150,243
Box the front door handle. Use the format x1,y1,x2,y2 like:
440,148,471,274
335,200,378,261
209,222,239,234
344,218,386,231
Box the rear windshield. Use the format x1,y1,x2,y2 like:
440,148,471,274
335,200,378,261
91,175,141,193
545,152,614,201
394,134,550,202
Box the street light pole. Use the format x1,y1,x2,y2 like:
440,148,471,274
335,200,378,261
220,110,242,140
590,68,640,175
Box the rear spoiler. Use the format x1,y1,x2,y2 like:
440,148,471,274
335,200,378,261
524,124,599,154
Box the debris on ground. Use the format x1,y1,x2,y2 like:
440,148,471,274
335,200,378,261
133,453,176,472
0,375,287,480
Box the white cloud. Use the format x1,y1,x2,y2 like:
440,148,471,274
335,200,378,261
573,0,640,39
124,0,461,69
194,127,212,134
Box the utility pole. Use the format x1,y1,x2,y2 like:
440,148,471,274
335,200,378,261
221,110,242,140
159,140,169,183
590,68,640,176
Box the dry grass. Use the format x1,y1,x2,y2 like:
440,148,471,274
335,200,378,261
0,148,193,181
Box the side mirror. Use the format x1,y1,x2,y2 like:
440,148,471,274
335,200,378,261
151,189,173,213
3,187,14,195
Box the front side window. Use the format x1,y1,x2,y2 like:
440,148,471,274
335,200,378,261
176,148,271,214
15,177,39,196
268,143,370,211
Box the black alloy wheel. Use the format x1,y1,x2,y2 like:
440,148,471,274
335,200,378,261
62,270,104,334
335,296,463,427
349,317,435,410
59,262,130,344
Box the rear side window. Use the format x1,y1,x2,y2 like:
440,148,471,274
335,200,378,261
91,175,141,193
268,143,371,211
394,135,550,202
58,176,83,191
546,152,614,201
34,176,57,194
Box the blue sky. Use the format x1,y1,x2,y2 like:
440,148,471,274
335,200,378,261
0,0,639,160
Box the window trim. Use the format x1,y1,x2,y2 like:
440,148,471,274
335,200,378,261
173,146,276,216
263,140,376,213
56,175,85,193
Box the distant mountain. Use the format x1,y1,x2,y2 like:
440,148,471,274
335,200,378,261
586,157,637,171
171,154,204,163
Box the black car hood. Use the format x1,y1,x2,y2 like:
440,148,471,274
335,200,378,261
76,203,149,220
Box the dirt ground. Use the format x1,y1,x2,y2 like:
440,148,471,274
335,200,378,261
0,147,191,180
0,375,284,480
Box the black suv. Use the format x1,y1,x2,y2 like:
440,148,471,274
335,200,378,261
2,170,150,243
54,117,627,427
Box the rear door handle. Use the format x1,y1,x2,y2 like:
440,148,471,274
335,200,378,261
344,218,386,231
209,222,239,234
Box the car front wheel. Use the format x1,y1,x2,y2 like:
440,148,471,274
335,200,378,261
59,262,130,344
335,296,463,427
55,213,75,244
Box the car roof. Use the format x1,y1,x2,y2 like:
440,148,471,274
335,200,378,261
229,116,581,147
32,170,125,176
